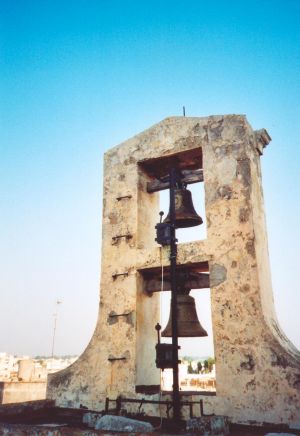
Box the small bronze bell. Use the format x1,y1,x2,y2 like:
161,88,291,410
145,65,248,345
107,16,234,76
163,187,203,228
162,293,208,338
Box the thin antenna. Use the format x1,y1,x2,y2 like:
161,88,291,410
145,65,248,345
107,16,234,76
51,300,62,360
183,106,186,117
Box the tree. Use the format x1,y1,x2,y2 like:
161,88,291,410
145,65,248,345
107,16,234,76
197,361,202,373
204,359,209,372
207,357,215,372
187,362,194,374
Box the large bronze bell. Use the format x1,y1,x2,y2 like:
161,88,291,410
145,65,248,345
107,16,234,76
163,187,203,228
162,293,208,338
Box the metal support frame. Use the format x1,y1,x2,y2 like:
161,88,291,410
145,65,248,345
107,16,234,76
169,167,180,421
154,167,205,421
104,396,206,419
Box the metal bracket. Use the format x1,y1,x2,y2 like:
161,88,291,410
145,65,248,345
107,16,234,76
108,311,132,318
138,399,145,413
112,272,129,280
112,233,133,243
108,357,127,362
116,194,132,201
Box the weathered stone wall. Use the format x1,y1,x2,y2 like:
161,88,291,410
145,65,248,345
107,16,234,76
47,115,300,426
0,382,46,404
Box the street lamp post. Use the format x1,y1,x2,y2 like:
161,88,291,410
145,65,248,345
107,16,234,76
51,300,62,360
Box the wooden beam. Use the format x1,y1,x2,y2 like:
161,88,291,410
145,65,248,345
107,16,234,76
147,169,204,193
145,272,209,292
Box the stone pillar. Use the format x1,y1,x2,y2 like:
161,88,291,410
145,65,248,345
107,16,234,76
47,115,300,427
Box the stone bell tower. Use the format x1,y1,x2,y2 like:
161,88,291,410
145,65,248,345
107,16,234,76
47,115,300,427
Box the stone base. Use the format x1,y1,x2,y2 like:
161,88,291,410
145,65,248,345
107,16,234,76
186,415,229,435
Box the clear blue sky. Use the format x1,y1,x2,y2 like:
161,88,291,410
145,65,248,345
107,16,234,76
1,0,299,357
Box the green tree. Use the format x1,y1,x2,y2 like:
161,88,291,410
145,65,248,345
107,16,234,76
197,361,202,373
204,359,209,372
187,362,194,374
207,357,215,372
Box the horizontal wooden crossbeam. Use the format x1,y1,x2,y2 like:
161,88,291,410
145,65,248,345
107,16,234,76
145,272,209,293
147,169,204,193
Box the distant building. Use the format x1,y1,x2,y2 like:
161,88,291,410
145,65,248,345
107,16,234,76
0,353,77,404
161,361,216,392
0,353,16,381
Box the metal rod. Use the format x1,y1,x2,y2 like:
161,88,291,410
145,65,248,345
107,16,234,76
167,401,172,418
109,312,131,318
112,272,129,279
116,396,122,414
112,233,133,241
116,194,132,201
169,167,180,421
51,300,62,361
107,357,127,361
200,399,204,416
